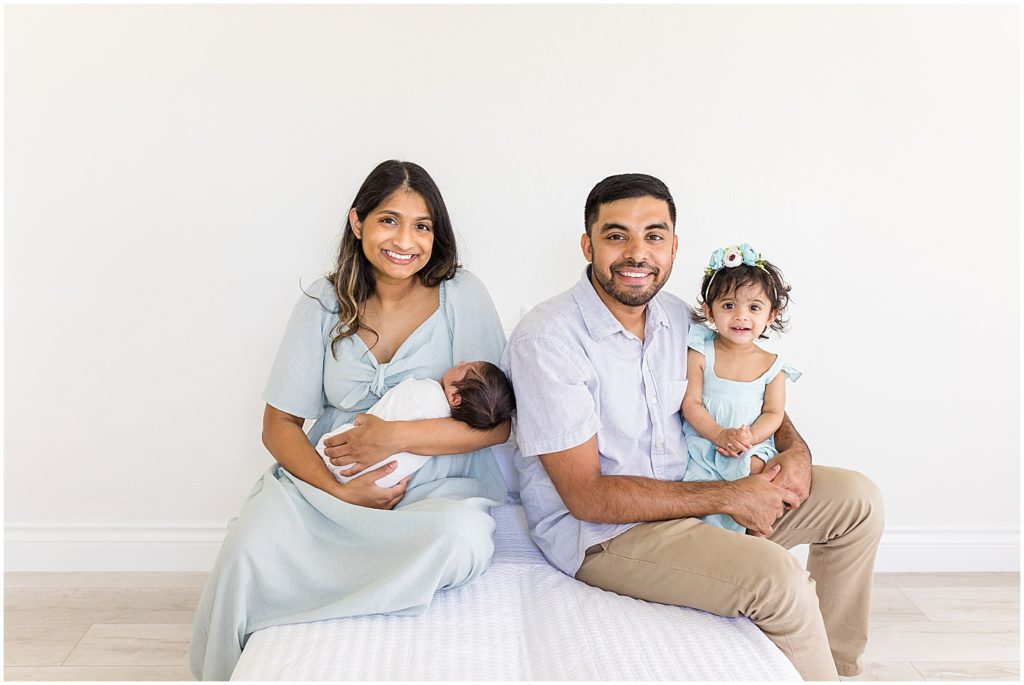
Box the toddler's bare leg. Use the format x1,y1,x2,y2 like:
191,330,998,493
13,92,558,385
749,457,766,474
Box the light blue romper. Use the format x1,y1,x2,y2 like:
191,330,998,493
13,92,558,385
682,323,801,533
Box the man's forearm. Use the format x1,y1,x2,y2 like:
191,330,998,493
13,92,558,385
564,473,737,524
770,413,813,503
774,412,811,459
540,436,796,534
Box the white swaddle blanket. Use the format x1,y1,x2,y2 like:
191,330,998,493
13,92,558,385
316,377,451,488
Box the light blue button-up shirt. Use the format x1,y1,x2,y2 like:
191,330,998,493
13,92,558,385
501,269,691,576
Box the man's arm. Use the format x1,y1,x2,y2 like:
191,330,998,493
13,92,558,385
771,412,813,503
539,435,801,536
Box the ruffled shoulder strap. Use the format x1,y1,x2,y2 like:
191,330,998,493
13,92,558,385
765,356,802,384
687,322,715,355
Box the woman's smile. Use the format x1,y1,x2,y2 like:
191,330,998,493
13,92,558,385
382,248,418,264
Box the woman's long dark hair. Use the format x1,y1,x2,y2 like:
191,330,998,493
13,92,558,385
319,160,459,357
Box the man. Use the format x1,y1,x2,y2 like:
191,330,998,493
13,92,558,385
501,173,883,680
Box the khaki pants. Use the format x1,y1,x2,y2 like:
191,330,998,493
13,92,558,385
575,466,884,680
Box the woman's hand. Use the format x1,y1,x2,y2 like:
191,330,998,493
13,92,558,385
715,425,754,457
331,461,411,509
323,414,403,474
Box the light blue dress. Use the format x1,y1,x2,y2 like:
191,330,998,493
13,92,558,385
189,270,508,681
682,323,800,533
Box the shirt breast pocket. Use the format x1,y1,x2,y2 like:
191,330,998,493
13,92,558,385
664,379,688,415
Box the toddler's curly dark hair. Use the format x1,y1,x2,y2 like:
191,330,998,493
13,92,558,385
692,261,792,340
450,362,516,431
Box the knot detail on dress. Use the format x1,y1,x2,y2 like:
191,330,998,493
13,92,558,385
338,362,392,410
369,363,390,399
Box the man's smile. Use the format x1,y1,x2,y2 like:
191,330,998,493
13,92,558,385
612,264,656,284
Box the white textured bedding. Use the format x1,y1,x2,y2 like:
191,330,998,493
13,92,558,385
231,504,800,681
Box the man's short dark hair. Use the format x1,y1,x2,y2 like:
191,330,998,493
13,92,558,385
584,173,676,235
450,362,516,431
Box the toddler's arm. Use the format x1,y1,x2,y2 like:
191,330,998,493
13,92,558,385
748,373,787,444
681,349,752,457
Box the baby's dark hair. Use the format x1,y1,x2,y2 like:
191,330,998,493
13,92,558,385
693,261,792,340
450,362,516,431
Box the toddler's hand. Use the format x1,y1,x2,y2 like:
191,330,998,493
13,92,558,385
715,425,753,457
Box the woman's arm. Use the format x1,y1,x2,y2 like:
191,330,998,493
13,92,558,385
680,349,751,456
324,415,510,469
395,416,511,454
749,373,786,443
262,404,408,509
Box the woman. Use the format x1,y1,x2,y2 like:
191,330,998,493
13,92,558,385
190,161,510,680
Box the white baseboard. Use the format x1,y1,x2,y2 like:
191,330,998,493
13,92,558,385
5,524,1020,573
787,526,1020,572
5,525,226,572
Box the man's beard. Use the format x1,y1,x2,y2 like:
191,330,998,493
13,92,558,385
590,260,668,307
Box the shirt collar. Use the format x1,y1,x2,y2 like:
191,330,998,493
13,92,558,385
572,267,671,341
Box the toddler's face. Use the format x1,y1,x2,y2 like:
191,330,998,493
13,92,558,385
441,361,477,408
704,284,777,344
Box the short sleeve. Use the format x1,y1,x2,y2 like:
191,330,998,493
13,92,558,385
687,322,714,354
263,279,337,419
445,269,507,365
505,336,601,457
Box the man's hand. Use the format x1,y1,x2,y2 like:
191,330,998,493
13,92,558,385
323,414,401,471
769,449,812,504
728,464,801,536
770,413,812,503
715,425,753,457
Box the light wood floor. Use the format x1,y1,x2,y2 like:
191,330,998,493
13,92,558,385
4,572,1019,681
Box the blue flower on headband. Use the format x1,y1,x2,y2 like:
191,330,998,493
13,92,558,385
740,243,760,266
708,247,725,271
705,243,770,277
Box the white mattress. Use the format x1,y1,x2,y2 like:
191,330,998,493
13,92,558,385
231,504,801,681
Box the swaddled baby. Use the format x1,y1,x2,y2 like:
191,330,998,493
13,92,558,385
316,361,516,487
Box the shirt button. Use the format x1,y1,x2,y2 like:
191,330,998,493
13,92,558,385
650,396,658,404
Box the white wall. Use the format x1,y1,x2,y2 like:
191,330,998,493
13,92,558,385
5,5,1019,571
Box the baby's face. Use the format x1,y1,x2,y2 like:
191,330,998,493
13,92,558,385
705,283,777,344
441,361,478,407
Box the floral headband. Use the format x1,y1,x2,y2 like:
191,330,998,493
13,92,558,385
704,243,768,276
703,243,772,300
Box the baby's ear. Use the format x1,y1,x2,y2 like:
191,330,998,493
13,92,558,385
701,303,713,321
450,393,463,408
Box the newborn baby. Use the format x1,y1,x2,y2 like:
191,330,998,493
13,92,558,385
316,361,516,487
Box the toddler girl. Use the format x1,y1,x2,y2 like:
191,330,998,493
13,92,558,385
681,243,800,533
